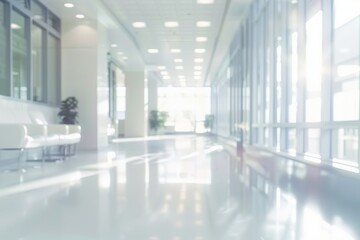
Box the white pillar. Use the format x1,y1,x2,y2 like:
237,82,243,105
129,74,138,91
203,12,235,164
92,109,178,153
125,71,146,138
61,20,109,150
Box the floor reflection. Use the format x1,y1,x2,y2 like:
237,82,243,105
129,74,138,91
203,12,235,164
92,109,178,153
0,136,359,239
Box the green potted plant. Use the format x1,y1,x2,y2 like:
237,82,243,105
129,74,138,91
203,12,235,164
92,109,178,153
204,114,214,133
149,110,168,134
58,96,79,124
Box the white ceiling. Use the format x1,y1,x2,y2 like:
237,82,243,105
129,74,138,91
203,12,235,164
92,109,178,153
42,0,252,86
101,0,232,87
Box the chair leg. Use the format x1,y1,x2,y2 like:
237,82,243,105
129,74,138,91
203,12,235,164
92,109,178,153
17,148,25,173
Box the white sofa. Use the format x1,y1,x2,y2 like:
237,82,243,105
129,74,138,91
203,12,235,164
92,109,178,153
0,108,81,170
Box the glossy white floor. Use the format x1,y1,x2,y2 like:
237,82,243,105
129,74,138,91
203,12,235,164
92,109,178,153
0,135,227,240
0,135,359,240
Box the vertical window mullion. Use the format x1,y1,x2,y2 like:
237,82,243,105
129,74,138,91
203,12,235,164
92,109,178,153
280,0,289,152
296,0,307,156
268,0,276,147
321,0,333,161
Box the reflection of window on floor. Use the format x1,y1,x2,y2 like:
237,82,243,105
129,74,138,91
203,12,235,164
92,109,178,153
158,87,211,133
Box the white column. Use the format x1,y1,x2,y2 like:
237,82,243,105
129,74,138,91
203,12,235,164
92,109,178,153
125,71,146,138
61,20,109,150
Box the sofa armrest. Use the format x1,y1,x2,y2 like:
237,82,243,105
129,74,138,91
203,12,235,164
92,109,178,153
0,124,27,149
68,125,81,134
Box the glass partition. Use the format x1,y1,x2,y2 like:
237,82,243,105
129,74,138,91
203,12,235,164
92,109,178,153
0,1,8,96
12,10,29,100
31,24,44,102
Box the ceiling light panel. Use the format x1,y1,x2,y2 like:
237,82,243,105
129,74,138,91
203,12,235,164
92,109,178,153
64,3,74,8
197,0,214,4
196,21,211,27
132,22,147,28
194,58,204,63
194,66,202,70
196,37,208,42
195,49,206,53
174,59,183,63
171,49,181,53
176,66,184,70
164,21,179,28
148,49,159,53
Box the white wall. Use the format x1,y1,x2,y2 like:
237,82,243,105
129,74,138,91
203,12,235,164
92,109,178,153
125,71,146,138
61,20,110,150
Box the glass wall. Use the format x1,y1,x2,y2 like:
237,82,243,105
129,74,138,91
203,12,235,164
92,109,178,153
212,0,360,172
0,1,8,96
12,10,29,100
0,0,61,105
31,24,44,102
158,87,211,133
47,34,60,105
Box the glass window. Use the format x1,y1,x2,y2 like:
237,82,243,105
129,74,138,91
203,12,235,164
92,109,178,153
306,128,320,156
274,0,282,123
31,1,45,22
14,0,30,9
288,129,296,153
332,128,358,163
288,1,298,123
158,87,211,133
0,1,9,96
12,10,29,100
48,12,60,31
47,34,60,105
333,0,360,121
32,24,44,102
305,3,323,122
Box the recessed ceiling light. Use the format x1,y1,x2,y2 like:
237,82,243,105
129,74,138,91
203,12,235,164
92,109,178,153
161,71,169,75
171,49,181,53
197,0,214,4
148,49,159,53
176,66,184,70
158,66,166,70
194,76,201,80
174,59,183,63
11,23,21,29
64,3,74,8
164,21,179,28
195,49,206,53
194,66,202,70
111,44,118,48
194,58,204,63
123,56,128,60
163,76,171,80
132,22,147,28
75,14,85,19
194,71,202,76
178,75,185,79
196,21,211,28
196,37,208,42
